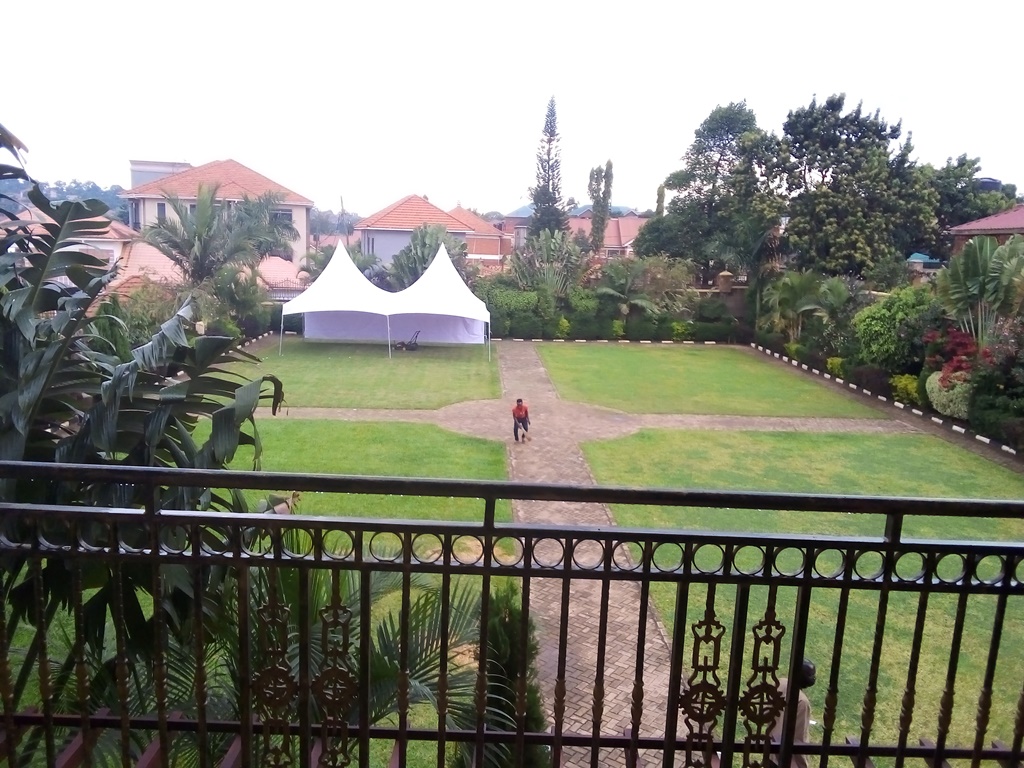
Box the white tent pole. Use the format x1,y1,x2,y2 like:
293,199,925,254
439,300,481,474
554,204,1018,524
487,321,491,361
387,315,392,359
278,311,285,355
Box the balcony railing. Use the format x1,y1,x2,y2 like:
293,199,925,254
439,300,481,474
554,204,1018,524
0,460,1022,767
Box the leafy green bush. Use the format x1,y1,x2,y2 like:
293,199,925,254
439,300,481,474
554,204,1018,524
926,370,972,420
611,319,625,340
554,316,571,340
567,286,598,315
847,365,892,397
691,322,735,343
489,287,539,316
967,318,1024,442
463,582,549,768
852,286,941,373
568,312,599,340
889,374,920,406
626,316,657,341
755,331,785,350
695,296,731,322
917,369,932,408
671,321,691,341
827,357,845,377
509,311,542,339
784,341,804,359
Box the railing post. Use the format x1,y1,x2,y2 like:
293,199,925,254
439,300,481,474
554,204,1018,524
474,496,496,768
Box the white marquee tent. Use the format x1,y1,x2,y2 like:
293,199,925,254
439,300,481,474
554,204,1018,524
279,244,490,358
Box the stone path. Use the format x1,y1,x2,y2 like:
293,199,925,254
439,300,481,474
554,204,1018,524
253,341,919,767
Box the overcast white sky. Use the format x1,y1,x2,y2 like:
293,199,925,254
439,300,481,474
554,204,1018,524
12,1,1023,217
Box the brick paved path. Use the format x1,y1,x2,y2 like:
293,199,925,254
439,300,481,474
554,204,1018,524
253,340,917,766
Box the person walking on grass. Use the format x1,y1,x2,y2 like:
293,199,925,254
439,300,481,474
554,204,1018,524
512,398,531,443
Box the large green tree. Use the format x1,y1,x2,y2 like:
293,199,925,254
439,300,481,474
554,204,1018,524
637,102,761,272
528,97,568,237
587,159,613,253
924,155,1019,258
777,94,937,275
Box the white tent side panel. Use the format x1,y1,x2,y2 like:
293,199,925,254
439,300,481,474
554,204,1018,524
305,311,393,342
386,314,487,344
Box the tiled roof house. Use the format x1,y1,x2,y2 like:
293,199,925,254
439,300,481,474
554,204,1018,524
949,205,1024,254
117,159,312,299
354,195,511,264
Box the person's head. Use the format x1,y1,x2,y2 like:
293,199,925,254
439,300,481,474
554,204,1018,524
516,398,523,405
797,658,817,689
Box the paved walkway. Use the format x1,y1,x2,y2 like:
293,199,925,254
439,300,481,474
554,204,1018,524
253,340,917,767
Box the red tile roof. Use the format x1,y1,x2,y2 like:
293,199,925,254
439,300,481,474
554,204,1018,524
124,159,313,206
948,205,1024,235
355,195,471,232
568,216,647,249
448,206,504,236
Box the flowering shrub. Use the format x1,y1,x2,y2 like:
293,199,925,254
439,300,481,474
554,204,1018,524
926,370,972,420
890,374,920,405
968,318,1024,444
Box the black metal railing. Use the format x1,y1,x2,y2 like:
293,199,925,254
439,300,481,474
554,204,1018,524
0,460,1022,768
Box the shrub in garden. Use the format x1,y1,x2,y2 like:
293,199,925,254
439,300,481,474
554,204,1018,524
626,316,658,341
555,316,571,339
690,322,735,342
611,319,625,339
755,331,785,350
672,321,691,341
917,369,932,409
784,341,804,360
847,365,892,397
827,357,845,377
695,296,731,322
889,374,921,406
852,286,941,373
926,371,972,420
968,318,1024,444
510,311,542,339
465,582,550,768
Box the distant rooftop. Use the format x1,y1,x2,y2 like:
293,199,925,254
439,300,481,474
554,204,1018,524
124,159,313,206
948,205,1024,235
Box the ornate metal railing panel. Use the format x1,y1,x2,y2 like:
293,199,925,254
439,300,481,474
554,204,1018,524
0,461,1022,767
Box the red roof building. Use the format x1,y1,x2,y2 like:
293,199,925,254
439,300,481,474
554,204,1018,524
949,205,1024,254
567,214,647,259
354,195,510,263
123,159,314,260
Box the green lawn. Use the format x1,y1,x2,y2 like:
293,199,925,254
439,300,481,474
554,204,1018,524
233,420,510,522
584,429,1024,750
536,344,876,417
246,338,499,409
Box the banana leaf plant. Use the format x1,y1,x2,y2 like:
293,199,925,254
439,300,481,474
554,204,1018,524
0,135,286,743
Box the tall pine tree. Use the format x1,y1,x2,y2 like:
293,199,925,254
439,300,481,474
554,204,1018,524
588,159,613,254
529,97,569,237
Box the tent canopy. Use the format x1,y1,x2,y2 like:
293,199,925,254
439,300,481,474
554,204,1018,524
282,244,489,345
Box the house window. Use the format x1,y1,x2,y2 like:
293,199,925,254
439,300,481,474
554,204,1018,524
370,237,375,255
271,209,293,225
189,203,197,216
156,202,166,223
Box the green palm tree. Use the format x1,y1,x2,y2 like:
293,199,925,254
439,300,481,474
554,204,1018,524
389,225,471,290
595,258,659,318
935,235,1024,347
232,191,300,259
762,269,823,342
141,184,256,284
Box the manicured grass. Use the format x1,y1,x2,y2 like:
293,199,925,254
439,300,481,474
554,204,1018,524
233,420,510,522
584,429,1024,749
247,338,500,409
536,344,876,417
